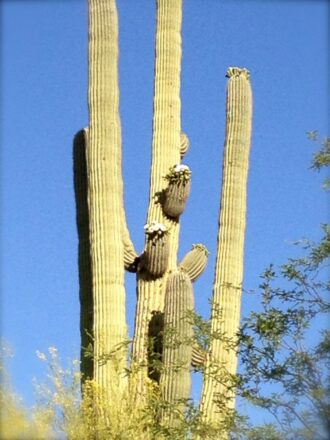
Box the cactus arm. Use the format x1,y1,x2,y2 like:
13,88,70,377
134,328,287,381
87,0,127,391
199,67,253,431
132,0,183,385
179,243,209,282
73,128,94,382
122,220,138,272
180,132,190,158
160,271,194,426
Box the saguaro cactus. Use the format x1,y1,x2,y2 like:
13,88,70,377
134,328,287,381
75,0,253,433
199,67,253,431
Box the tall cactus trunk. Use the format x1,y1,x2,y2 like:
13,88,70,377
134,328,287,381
132,0,183,391
86,0,127,392
199,68,253,434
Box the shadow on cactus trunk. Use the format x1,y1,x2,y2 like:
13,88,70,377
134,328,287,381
73,129,94,383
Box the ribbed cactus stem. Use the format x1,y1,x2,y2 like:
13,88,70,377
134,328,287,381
200,67,253,432
161,271,194,426
163,164,191,218
87,0,127,391
180,132,190,158
142,235,169,278
179,243,209,282
73,128,93,382
132,0,183,387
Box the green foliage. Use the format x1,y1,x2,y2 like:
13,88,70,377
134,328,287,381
3,138,328,438
237,224,330,439
307,131,330,189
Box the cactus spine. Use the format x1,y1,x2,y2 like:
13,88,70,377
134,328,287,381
199,67,252,431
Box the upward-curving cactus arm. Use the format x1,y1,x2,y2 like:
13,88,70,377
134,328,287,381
199,67,253,433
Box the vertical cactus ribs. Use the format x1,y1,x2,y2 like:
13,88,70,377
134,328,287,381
141,221,169,277
161,271,194,425
80,0,252,433
179,243,209,282
163,164,191,218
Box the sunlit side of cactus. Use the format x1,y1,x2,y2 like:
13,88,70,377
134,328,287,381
75,1,252,432
85,0,130,392
131,0,183,390
199,67,253,433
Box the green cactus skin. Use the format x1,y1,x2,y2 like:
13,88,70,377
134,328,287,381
86,0,128,391
163,179,191,218
179,243,209,282
199,67,253,433
160,271,194,425
142,235,170,277
131,0,183,390
180,132,190,158
73,128,93,382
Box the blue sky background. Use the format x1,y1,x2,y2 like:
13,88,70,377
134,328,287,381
1,0,328,426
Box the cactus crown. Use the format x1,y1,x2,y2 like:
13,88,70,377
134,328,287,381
226,66,250,79
164,164,191,184
192,243,209,256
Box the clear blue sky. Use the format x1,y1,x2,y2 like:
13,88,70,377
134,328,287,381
1,0,328,424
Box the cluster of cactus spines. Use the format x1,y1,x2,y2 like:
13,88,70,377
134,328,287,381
77,0,252,431
73,128,93,382
179,243,209,282
160,271,194,425
163,164,191,218
180,132,190,158
199,66,253,428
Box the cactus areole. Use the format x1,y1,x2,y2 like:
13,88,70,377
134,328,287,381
74,0,252,433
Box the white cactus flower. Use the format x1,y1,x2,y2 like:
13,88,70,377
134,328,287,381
174,164,190,173
144,220,167,234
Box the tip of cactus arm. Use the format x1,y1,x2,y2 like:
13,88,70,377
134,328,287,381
226,67,250,79
192,243,209,256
